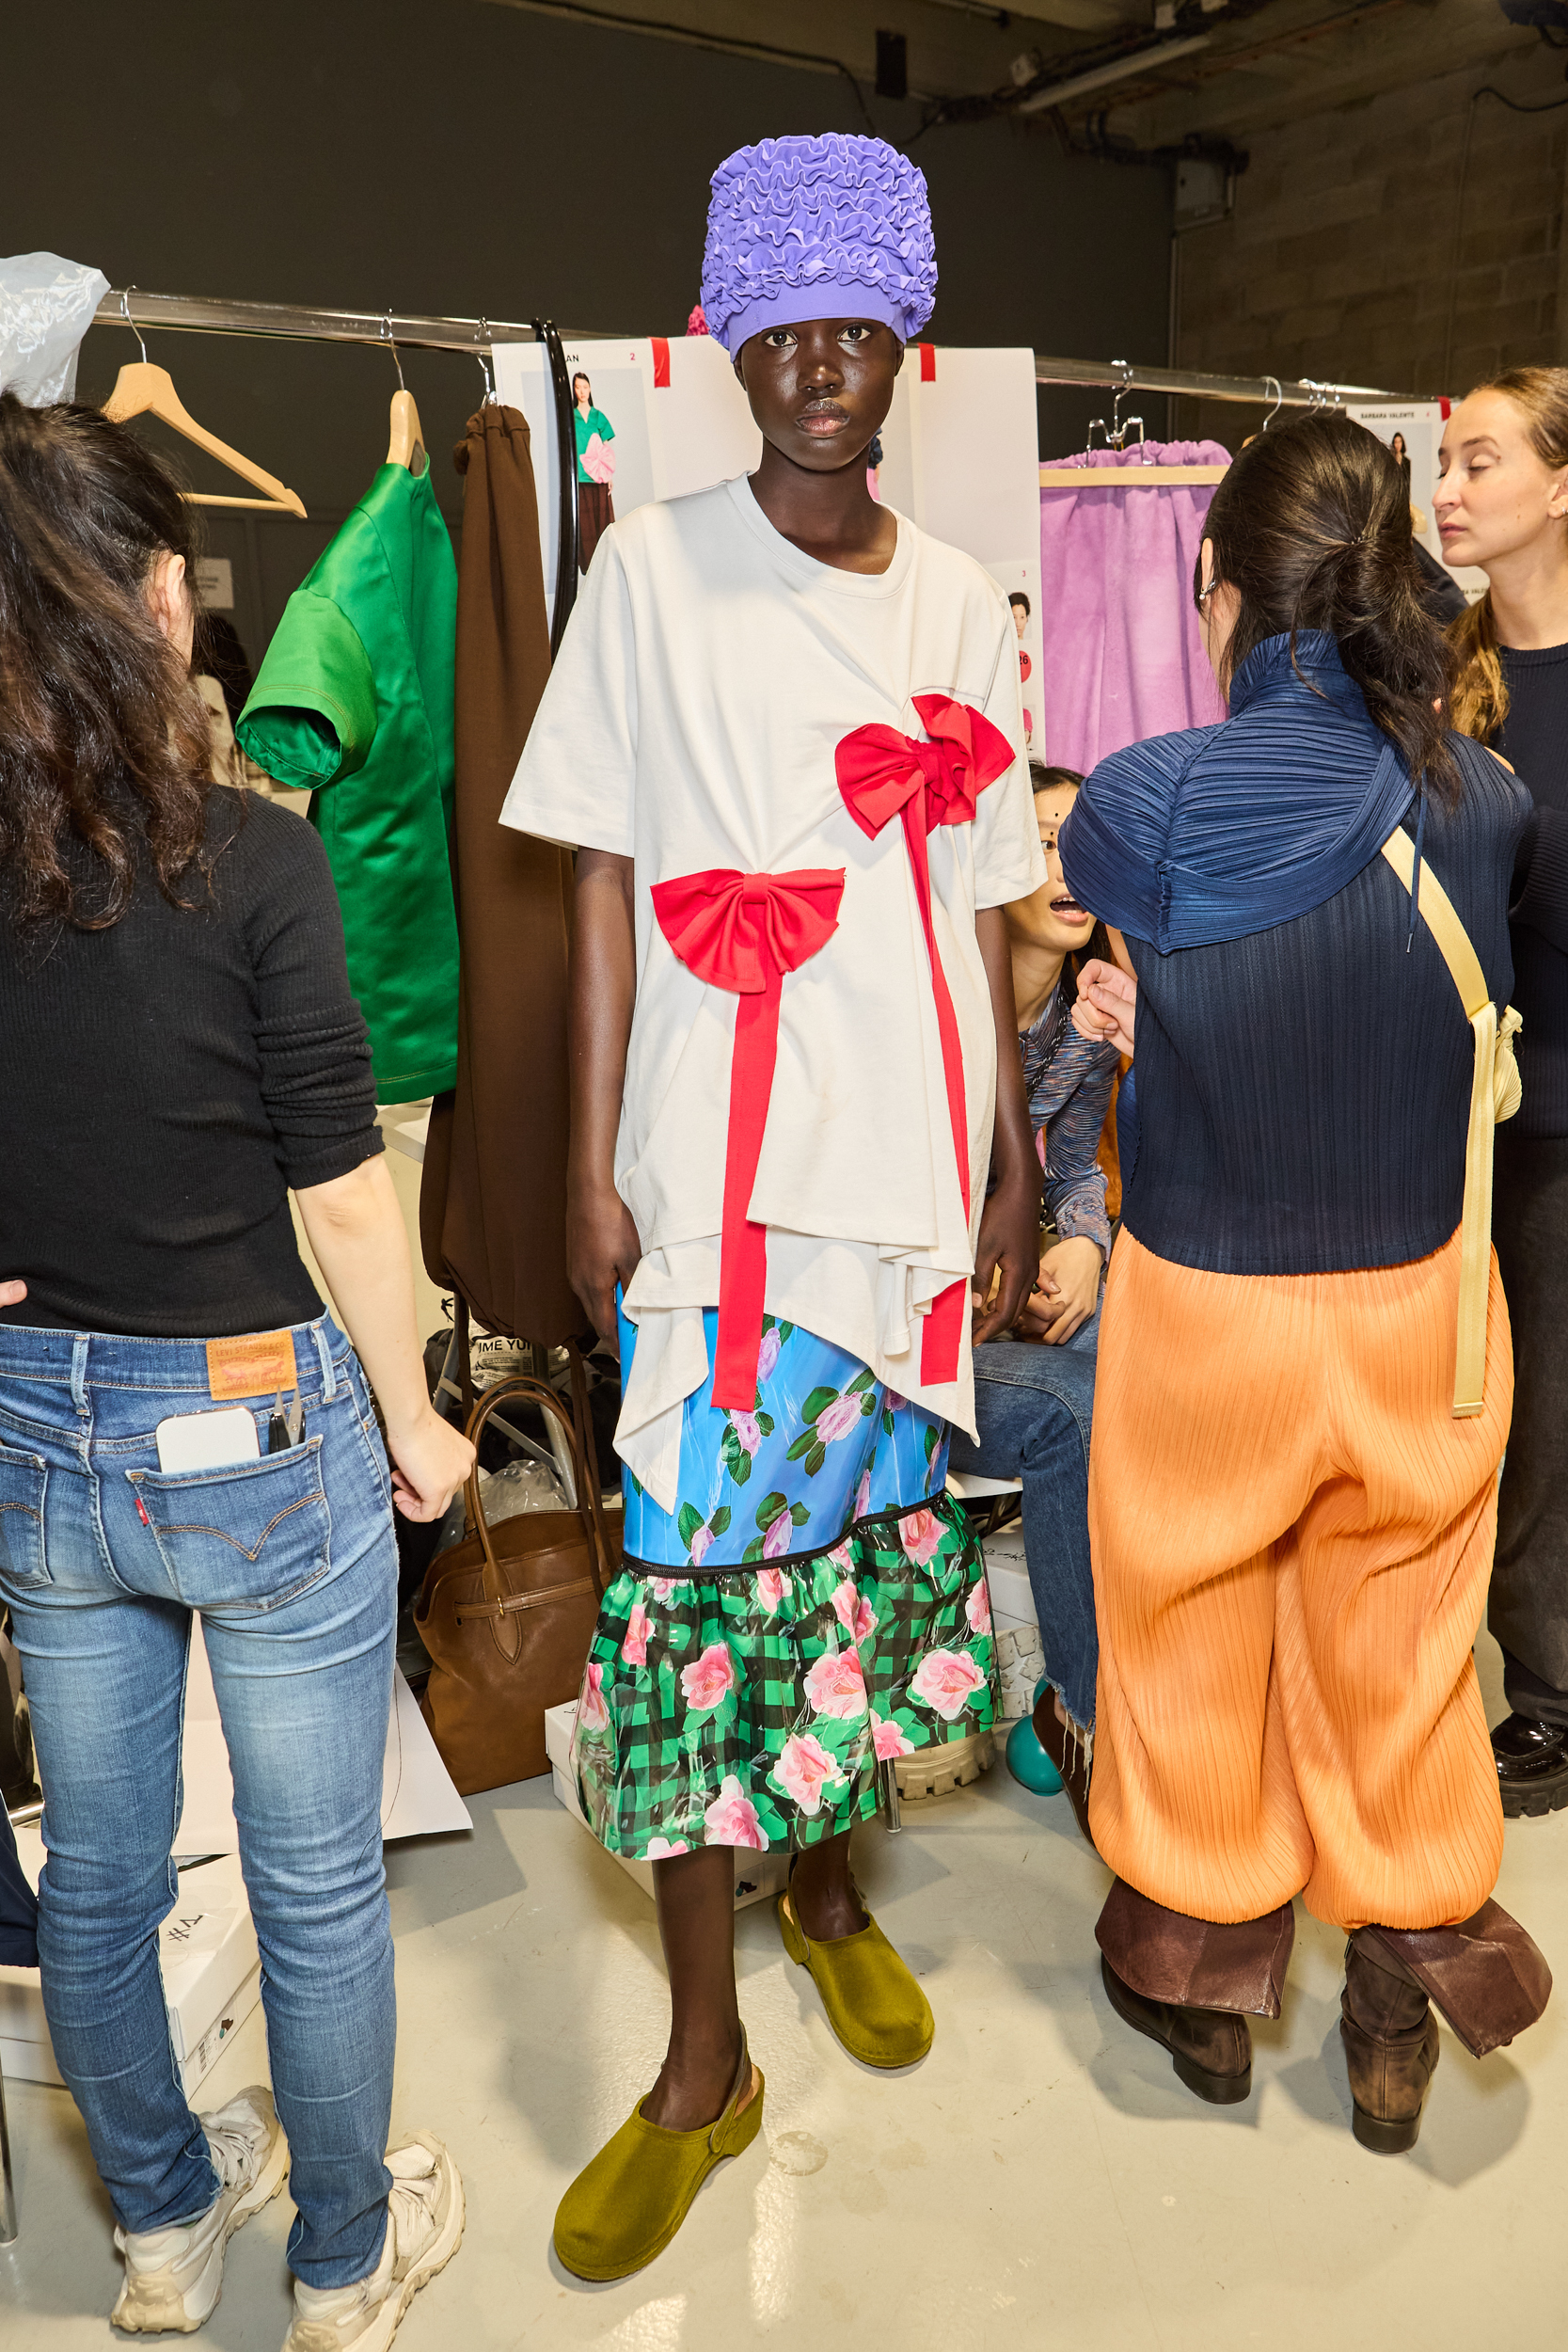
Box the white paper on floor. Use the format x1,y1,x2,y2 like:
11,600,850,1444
173,1616,470,1854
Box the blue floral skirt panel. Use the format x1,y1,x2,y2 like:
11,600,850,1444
575,1307,995,1858
617,1302,949,1568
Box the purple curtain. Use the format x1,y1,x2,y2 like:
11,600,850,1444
1037,439,1229,776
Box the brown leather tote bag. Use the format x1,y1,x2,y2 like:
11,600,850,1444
415,1361,615,1794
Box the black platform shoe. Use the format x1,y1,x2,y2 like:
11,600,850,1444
1492,1714,1568,1818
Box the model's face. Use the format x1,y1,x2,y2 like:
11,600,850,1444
1007,788,1095,957
1435,389,1568,569
1391,434,1406,460
575,377,591,408
1010,601,1028,639
736,318,904,472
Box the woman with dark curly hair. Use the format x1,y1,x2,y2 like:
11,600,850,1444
0,393,472,2346
1065,411,1550,2154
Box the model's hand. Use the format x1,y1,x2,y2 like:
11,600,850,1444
0,1281,25,1309
382,1403,476,1523
1016,1237,1101,1346
568,1182,642,1347
972,1169,1040,1347
1072,959,1136,1057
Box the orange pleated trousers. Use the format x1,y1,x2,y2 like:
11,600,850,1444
1087,1228,1512,1933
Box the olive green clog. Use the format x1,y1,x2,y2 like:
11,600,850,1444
552,2030,765,2281
778,1890,934,2067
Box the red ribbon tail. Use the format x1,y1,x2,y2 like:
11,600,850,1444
900,801,972,1391
921,1280,967,1385
712,972,780,1409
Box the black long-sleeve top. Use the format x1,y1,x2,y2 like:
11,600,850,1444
0,787,383,1337
1498,642,1568,1140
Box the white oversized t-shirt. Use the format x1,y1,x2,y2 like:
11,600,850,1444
501,473,1045,1508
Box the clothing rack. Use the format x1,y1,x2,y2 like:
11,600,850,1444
90,293,1407,414
1032,355,1406,410
89,292,584,354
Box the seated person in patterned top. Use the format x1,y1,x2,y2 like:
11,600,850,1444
499,135,1046,2282
949,763,1119,1835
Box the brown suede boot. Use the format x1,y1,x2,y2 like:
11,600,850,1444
1340,1934,1441,2154
1101,1954,1254,2104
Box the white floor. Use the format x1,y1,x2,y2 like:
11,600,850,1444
4,1628,1563,2350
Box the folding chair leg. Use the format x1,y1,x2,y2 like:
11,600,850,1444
0,2042,16,2243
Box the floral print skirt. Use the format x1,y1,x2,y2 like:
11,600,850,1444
573,1311,997,1859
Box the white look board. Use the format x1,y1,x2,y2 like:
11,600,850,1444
491,336,1043,693
1348,401,1487,606
172,1615,471,1855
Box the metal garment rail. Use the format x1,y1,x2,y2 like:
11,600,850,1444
1034,354,1410,409
90,292,593,354
91,292,1413,409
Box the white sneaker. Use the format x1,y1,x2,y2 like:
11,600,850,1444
282,2136,465,2352
112,2085,290,2334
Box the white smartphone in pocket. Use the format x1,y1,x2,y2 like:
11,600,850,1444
155,1406,261,1474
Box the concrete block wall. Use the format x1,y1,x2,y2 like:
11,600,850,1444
1172,53,1566,448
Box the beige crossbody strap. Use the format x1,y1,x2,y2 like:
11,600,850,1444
1381,828,1522,1418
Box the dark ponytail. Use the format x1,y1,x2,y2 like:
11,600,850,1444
0,391,214,930
1199,412,1457,802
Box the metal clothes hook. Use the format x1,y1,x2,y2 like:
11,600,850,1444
1261,375,1282,430
382,312,405,391
119,288,149,365
477,320,496,405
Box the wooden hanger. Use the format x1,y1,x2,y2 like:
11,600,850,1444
382,321,427,474
1040,460,1229,487
386,388,427,473
103,302,306,516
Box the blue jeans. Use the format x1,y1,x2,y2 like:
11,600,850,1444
0,1312,396,2288
950,1305,1100,1731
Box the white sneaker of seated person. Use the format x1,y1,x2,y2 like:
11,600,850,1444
283,2136,465,2352
112,2086,290,2333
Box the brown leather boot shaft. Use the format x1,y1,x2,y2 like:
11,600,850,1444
1342,1938,1430,2042
1097,1878,1294,2018
1354,1900,1552,2058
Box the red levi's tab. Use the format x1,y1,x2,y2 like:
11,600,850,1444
835,695,1014,1384
650,867,845,1409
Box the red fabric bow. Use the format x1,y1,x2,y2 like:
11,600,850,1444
651,867,845,1409
835,693,1015,1384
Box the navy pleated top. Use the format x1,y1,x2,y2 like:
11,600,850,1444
1060,632,1530,1275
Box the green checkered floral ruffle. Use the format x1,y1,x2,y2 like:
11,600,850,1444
571,1489,995,1859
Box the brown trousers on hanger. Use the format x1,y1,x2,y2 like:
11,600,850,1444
420,405,580,1345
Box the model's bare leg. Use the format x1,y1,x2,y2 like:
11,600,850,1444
786,1826,869,1940
641,1847,756,2130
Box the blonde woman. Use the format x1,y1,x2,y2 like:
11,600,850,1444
1437,368,1568,1814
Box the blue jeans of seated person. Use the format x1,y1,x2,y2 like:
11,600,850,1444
948,1301,1100,1733
0,1312,397,2289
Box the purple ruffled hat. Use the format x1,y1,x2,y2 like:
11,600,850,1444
700,134,937,358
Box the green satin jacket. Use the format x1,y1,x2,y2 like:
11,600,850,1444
237,464,459,1103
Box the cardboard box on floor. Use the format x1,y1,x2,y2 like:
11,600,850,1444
543,1702,789,1912
0,1621,471,2091
173,1616,471,1853
0,1846,260,2098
